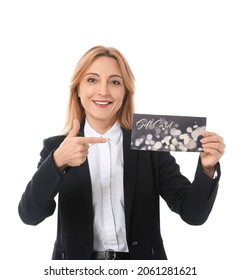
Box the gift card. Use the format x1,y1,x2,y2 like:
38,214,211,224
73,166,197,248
131,113,206,152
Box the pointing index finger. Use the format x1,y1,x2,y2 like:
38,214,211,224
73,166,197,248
80,137,107,144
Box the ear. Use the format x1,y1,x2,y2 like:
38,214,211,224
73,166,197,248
77,86,81,97
123,91,127,101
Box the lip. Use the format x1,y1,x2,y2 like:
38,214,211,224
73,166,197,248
92,100,113,108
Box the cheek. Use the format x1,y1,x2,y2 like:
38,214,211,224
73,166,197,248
116,93,125,104
78,90,93,106
114,94,126,112
78,84,94,97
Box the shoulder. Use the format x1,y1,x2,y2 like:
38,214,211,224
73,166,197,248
43,135,66,148
40,135,66,159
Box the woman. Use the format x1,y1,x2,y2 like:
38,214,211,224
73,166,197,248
18,45,225,260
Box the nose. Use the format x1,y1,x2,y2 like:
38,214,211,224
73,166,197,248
98,81,109,96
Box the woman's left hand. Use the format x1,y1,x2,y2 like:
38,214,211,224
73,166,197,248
200,131,225,177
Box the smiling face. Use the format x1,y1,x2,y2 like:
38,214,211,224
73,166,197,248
78,56,126,133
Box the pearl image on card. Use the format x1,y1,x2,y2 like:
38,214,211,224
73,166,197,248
131,114,206,152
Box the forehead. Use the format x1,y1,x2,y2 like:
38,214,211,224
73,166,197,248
86,56,121,74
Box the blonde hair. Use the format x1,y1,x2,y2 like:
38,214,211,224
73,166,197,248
63,45,135,134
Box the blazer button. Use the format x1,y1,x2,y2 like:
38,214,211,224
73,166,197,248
131,241,138,246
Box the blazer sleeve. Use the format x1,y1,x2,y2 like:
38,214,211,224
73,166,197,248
18,136,66,225
159,153,221,225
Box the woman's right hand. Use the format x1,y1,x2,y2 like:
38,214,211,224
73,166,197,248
53,119,106,172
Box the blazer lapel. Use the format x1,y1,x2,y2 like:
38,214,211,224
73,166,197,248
76,160,93,221
122,129,138,237
76,122,93,226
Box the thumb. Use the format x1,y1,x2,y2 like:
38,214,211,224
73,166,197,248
67,119,80,138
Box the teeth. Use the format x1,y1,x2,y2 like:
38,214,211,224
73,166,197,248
95,101,110,105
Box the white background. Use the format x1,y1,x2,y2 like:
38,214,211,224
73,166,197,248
0,0,240,279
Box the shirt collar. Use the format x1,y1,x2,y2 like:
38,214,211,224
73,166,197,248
84,119,122,145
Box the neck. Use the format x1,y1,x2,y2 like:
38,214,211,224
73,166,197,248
86,117,117,134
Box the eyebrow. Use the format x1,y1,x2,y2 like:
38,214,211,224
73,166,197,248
85,72,123,79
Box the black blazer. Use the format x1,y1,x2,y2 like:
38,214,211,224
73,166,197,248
18,127,220,260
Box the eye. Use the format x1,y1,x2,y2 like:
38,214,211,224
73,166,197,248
87,77,97,83
110,80,121,86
